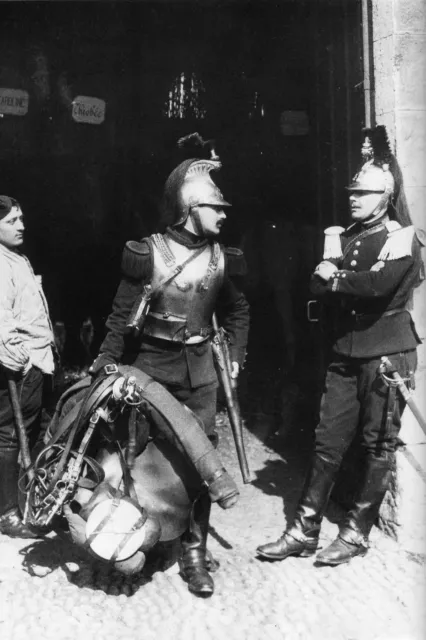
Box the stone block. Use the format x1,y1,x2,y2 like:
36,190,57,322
404,186,426,229
372,0,395,42
396,111,426,187
374,73,396,117
394,0,426,33
374,34,395,81
394,33,426,109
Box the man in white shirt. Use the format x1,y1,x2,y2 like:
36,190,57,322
0,195,55,538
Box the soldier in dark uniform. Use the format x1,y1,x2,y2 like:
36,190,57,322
257,125,424,566
90,136,249,595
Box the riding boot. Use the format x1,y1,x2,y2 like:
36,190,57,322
0,450,40,539
316,454,392,565
180,492,214,597
256,453,339,561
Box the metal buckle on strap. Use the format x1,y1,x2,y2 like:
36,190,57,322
104,363,119,375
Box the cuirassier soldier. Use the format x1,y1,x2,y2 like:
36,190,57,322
90,134,249,595
257,125,424,565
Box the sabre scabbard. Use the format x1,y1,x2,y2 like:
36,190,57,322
126,285,153,336
211,315,252,484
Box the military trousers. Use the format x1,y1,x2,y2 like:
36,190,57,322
314,350,417,465
0,366,48,453
132,342,218,440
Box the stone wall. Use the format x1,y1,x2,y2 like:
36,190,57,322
372,0,426,549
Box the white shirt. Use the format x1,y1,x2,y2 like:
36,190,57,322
0,243,55,374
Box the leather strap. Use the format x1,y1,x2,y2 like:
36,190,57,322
149,240,207,297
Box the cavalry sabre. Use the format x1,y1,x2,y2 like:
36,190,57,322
211,313,252,483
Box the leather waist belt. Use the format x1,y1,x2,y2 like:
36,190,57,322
141,333,211,351
143,312,212,344
345,308,407,322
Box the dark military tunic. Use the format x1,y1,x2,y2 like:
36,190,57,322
311,215,422,357
93,226,249,435
309,214,423,463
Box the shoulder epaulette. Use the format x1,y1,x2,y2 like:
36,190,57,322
121,239,151,279
323,226,345,260
378,224,415,260
225,246,247,277
385,220,402,233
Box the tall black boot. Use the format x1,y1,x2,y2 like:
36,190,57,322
0,449,40,539
256,453,340,561
180,492,214,597
316,454,392,565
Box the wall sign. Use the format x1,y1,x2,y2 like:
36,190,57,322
0,88,29,116
72,96,106,125
280,110,309,136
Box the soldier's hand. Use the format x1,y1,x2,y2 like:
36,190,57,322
314,260,337,282
89,353,117,379
230,362,240,379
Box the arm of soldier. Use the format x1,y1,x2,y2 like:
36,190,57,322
321,225,423,298
310,225,345,297
309,258,340,297
0,261,31,373
325,254,415,298
90,240,152,374
217,247,250,377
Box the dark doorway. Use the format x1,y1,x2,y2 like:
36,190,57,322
0,1,364,430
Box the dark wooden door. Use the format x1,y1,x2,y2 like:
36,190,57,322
0,1,364,386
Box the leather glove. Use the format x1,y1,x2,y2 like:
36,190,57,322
88,353,118,380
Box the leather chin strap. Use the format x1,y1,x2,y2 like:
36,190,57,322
188,208,205,237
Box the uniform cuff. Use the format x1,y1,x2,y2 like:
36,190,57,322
328,270,348,292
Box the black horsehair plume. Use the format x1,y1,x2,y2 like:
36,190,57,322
177,132,219,160
362,125,393,166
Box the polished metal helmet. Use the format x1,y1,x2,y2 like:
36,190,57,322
159,135,231,229
345,125,413,228
346,128,395,196
346,161,395,195
174,158,231,226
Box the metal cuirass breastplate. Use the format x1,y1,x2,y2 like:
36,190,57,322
143,235,225,342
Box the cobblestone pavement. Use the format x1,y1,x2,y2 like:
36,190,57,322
1,410,425,640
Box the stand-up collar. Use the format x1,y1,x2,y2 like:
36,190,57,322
361,212,389,229
165,226,209,248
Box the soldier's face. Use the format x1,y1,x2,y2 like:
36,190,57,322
0,207,25,249
186,205,227,237
349,191,384,222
